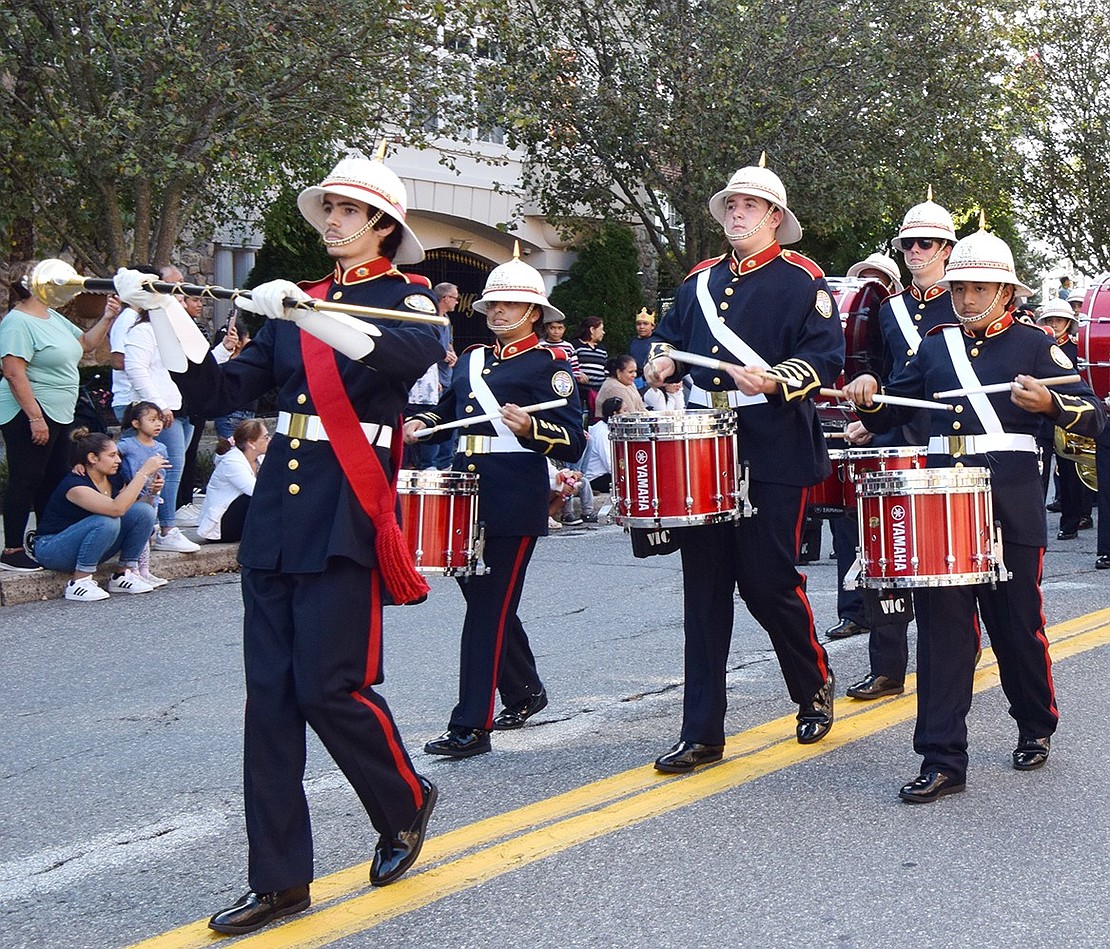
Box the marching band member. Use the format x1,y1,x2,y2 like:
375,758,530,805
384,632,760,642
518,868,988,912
116,153,444,933
405,252,585,758
838,193,959,703
856,223,1105,803
1037,300,1093,540
846,251,904,296
643,156,844,772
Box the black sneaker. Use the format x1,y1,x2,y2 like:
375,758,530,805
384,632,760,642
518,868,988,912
0,549,43,572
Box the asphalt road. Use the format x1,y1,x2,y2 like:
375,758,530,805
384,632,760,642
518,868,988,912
2,512,1109,948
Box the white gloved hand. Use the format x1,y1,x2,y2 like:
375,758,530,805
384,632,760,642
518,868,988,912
237,280,311,321
114,268,173,311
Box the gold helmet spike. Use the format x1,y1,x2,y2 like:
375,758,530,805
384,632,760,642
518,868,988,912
979,209,988,231
758,151,767,168
513,240,522,259
927,184,934,201
374,139,389,161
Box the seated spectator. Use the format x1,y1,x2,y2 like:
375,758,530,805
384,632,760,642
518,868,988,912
644,380,686,413
197,418,268,543
597,354,645,415
32,428,170,601
117,400,171,587
580,396,624,492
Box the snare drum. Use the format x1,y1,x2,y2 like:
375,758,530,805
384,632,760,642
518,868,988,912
846,446,928,483
610,410,748,528
1077,282,1110,398
397,469,483,576
855,467,998,588
808,449,852,517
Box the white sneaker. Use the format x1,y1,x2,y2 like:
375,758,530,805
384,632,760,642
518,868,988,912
138,570,169,588
108,569,155,594
65,576,110,602
152,527,201,553
174,502,202,528
547,516,563,530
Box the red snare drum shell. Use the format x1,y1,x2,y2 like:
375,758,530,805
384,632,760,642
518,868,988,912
1078,276,1110,399
397,470,481,576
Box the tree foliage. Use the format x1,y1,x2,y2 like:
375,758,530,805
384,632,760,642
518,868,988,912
1009,0,1110,273
489,0,1026,287
0,0,478,273
548,220,645,352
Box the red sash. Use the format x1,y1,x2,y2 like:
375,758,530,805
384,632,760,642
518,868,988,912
298,283,429,603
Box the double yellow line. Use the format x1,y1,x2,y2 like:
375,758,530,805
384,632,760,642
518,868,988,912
129,607,1110,949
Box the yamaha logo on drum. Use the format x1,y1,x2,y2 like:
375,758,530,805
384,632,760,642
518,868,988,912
634,449,651,513
890,503,909,572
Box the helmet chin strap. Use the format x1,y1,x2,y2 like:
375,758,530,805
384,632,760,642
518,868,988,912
323,209,384,248
487,303,536,335
906,242,947,273
954,285,1006,325
723,204,776,242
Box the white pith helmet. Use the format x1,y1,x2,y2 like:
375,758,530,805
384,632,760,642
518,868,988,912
892,186,958,249
846,252,904,293
1037,298,1078,327
298,145,425,265
708,153,803,245
937,213,1034,298
472,243,566,323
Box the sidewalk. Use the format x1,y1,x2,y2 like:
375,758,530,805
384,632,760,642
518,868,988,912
0,530,240,606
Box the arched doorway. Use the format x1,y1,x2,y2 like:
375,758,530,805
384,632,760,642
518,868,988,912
404,248,496,353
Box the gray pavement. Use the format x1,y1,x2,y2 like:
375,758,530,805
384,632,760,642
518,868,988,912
1,513,1108,948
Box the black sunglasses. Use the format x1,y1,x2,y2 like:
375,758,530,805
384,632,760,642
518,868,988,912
899,237,937,251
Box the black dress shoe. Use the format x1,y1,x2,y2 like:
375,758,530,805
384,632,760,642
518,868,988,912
1046,499,1061,513
796,674,835,744
899,769,966,804
846,673,905,700
654,740,725,773
1057,530,1078,540
424,727,491,758
1096,555,1110,570
1012,735,1051,771
492,688,548,730
208,885,311,934
370,777,437,886
825,617,870,639
1078,515,1094,531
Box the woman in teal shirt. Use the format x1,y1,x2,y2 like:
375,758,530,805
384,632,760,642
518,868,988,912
0,262,120,571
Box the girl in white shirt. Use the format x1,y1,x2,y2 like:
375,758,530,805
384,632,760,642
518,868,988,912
197,418,269,542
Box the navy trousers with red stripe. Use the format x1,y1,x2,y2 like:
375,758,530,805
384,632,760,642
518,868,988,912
912,543,1057,782
678,481,830,746
450,535,541,731
241,560,425,893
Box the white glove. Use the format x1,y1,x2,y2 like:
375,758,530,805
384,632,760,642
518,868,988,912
148,296,211,371
237,280,311,321
114,268,173,311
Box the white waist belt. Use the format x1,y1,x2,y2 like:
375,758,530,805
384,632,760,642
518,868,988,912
458,433,530,455
276,411,393,448
688,385,750,409
928,433,1037,455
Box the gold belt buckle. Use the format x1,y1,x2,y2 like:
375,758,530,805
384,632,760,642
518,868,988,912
286,413,310,440
710,391,731,411
948,435,967,456
460,435,490,455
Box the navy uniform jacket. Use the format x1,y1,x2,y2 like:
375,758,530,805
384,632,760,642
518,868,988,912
651,243,845,487
410,334,585,538
860,315,1105,547
863,283,954,447
173,259,444,572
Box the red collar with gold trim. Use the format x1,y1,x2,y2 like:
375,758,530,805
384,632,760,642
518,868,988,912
909,282,947,303
334,257,396,285
962,312,1014,339
494,333,542,359
730,242,782,276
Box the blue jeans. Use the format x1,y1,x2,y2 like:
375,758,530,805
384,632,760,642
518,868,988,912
34,505,157,574
155,418,194,527
214,409,251,442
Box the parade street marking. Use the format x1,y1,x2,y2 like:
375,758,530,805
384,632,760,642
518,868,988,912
127,607,1110,949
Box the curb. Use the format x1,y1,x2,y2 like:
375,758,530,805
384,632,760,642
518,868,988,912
0,531,240,606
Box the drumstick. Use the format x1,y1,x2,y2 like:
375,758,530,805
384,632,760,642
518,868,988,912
932,374,1081,399
819,387,956,412
413,398,568,438
667,349,801,387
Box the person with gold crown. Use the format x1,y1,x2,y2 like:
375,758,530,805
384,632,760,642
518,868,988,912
834,191,960,702
642,154,844,771
855,217,1105,803
113,148,445,933
628,305,656,388
404,246,585,758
